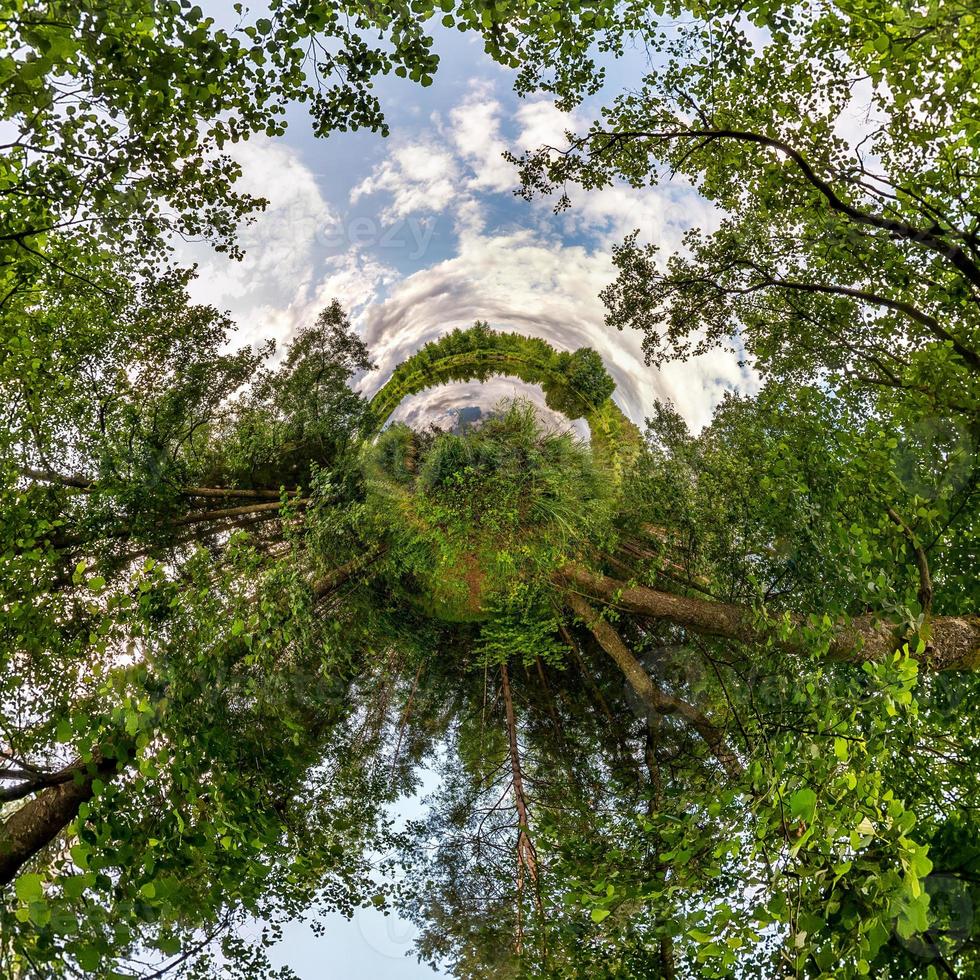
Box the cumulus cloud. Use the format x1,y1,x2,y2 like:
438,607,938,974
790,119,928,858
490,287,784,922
306,251,400,322
510,96,719,251
566,180,719,253
178,137,339,347
449,83,515,193
514,99,583,153
350,141,461,223
239,250,400,366
331,80,752,433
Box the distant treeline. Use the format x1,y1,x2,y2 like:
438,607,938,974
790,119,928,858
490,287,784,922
369,322,616,427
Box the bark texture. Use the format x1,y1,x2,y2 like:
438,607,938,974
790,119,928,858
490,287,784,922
566,591,743,779
560,565,980,671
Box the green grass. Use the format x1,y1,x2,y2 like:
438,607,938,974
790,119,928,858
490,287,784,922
363,400,614,622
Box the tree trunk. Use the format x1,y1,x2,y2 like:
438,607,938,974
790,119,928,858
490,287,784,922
501,664,538,884
560,565,980,671
0,752,123,887
501,663,539,957
566,592,743,779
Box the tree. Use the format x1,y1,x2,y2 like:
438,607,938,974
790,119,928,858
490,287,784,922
385,379,979,978
0,274,394,975
437,0,979,417
0,0,441,300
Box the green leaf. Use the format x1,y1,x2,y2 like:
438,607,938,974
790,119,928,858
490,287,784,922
789,788,817,822
63,874,92,900
75,947,101,971
156,936,181,955
70,844,90,870
51,909,78,934
897,891,930,938
855,816,876,837
15,873,43,904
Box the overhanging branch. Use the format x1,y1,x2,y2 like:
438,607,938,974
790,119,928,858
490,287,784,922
559,565,979,672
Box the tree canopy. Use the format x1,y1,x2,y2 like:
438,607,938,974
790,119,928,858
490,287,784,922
1,1,978,978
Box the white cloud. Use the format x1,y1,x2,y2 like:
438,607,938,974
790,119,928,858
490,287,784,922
227,250,399,367
178,138,338,348
511,97,719,251
350,142,461,222
448,84,515,193
308,251,400,321
568,180,718,252
658,347,759,433
514,99,582,152
180,88,751,435
333,81,751,433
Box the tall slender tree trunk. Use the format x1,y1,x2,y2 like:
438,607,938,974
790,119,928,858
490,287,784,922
501,663,539,955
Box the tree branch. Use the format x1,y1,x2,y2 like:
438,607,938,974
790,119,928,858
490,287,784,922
595,128,980,292
566,591,743,779
559,565,978,671
0,749,124,887
887,506,934,615
751,274,980,371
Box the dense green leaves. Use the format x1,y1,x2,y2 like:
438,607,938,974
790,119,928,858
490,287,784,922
2,1,979,977
455,0,980,419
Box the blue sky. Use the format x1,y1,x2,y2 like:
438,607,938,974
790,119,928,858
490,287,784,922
181,9,757,976
183,15,757,439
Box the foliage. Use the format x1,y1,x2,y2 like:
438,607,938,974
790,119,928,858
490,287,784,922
208,300,375,492
2,289,978,978
620,385,975,621
367,399,612,621
446,0,980,419
370,322,621,425
0,278,388,975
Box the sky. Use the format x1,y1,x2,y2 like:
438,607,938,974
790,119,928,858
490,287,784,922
179,11,757,977
181,20,757,438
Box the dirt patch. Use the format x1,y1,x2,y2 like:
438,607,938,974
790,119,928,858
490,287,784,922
462,553,486,614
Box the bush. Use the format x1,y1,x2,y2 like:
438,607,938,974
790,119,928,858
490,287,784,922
419,433,471,490
372,424,417,483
